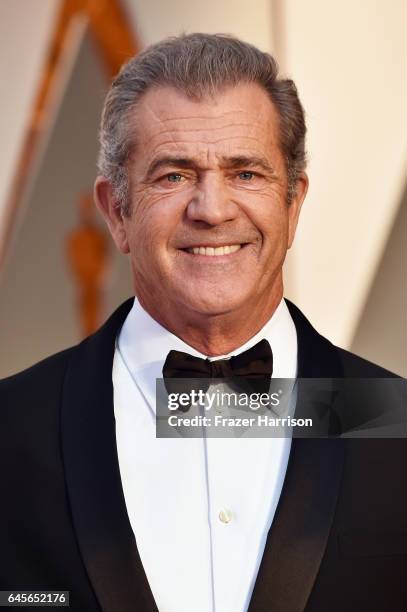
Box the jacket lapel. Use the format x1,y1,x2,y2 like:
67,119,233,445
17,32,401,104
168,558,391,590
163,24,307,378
61,298,159,612
248,300,345,612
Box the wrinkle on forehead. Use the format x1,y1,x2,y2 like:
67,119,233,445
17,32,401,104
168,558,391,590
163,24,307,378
144,121,264,135
142,110,255,124
133,83,278,131
151,131,266,159
129,83,283,171
144,139,277,168
145,133,274,152
138,87,267,121
139,115,272,147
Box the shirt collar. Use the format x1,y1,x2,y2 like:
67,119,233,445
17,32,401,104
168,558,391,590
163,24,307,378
116,297,297,413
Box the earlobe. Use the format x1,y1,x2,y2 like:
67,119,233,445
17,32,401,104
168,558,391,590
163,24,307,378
114,216,130,254
94,176,130,254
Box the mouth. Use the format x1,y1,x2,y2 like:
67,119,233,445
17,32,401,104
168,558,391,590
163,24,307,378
179,243,247,257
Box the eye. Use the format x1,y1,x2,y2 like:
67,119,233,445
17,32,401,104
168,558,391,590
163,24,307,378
166,173,183,182
156,171,195,189
238,171,255,181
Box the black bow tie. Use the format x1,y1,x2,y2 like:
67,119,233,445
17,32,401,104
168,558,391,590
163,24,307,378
162,339,273,396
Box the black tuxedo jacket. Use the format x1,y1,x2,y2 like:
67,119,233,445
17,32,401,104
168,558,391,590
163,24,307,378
1,298,406,612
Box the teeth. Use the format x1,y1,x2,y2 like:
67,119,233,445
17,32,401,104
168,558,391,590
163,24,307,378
188,244,242,256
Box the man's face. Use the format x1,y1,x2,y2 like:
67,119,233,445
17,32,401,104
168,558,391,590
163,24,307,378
97,82,307,319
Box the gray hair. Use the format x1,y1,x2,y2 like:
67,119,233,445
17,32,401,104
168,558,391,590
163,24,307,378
97,33,307,215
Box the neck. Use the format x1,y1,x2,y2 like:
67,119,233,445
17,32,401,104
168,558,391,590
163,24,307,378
137,280,283,357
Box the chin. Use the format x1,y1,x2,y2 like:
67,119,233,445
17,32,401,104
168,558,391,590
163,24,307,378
178,287,251,317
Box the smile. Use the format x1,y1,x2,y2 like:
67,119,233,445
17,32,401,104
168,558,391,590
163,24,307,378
184,244,242,256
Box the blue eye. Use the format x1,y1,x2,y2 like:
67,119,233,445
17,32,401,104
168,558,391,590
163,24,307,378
238,171,255,180
167,173,183,182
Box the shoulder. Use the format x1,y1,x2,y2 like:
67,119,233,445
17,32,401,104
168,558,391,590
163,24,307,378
0,346,78,436
285,298,400,378
0,346,77,398
334,346,399,378
0,347,81,477
0,298,134,408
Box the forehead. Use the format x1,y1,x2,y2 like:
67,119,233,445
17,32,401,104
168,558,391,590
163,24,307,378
130,82,282,163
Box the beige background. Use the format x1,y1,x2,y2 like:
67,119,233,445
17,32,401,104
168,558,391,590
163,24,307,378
0,0,406,377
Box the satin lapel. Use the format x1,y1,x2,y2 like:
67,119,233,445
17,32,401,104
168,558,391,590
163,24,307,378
61,298,159,612
248,300,344,612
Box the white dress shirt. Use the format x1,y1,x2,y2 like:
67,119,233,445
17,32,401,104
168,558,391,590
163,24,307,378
112,297,297,612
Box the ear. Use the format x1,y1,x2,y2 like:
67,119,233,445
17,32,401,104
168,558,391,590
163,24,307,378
287,172,308,249
94,176,130,254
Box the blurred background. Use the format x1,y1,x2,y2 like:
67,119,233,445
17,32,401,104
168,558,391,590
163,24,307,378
0,0,406,378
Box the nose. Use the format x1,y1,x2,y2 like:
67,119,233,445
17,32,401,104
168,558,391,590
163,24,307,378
185,174,238,226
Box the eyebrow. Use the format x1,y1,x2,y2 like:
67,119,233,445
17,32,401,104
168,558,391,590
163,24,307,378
145,157,197,181
144,154,276,181
222,156,276,175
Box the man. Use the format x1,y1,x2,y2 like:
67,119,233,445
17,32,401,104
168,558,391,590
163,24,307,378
1,33,406,612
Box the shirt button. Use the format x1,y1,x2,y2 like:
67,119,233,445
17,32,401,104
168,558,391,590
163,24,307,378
218,508,233,524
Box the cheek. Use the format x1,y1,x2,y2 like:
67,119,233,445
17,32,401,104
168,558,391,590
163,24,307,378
126,194,183,268
241,194,289,245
